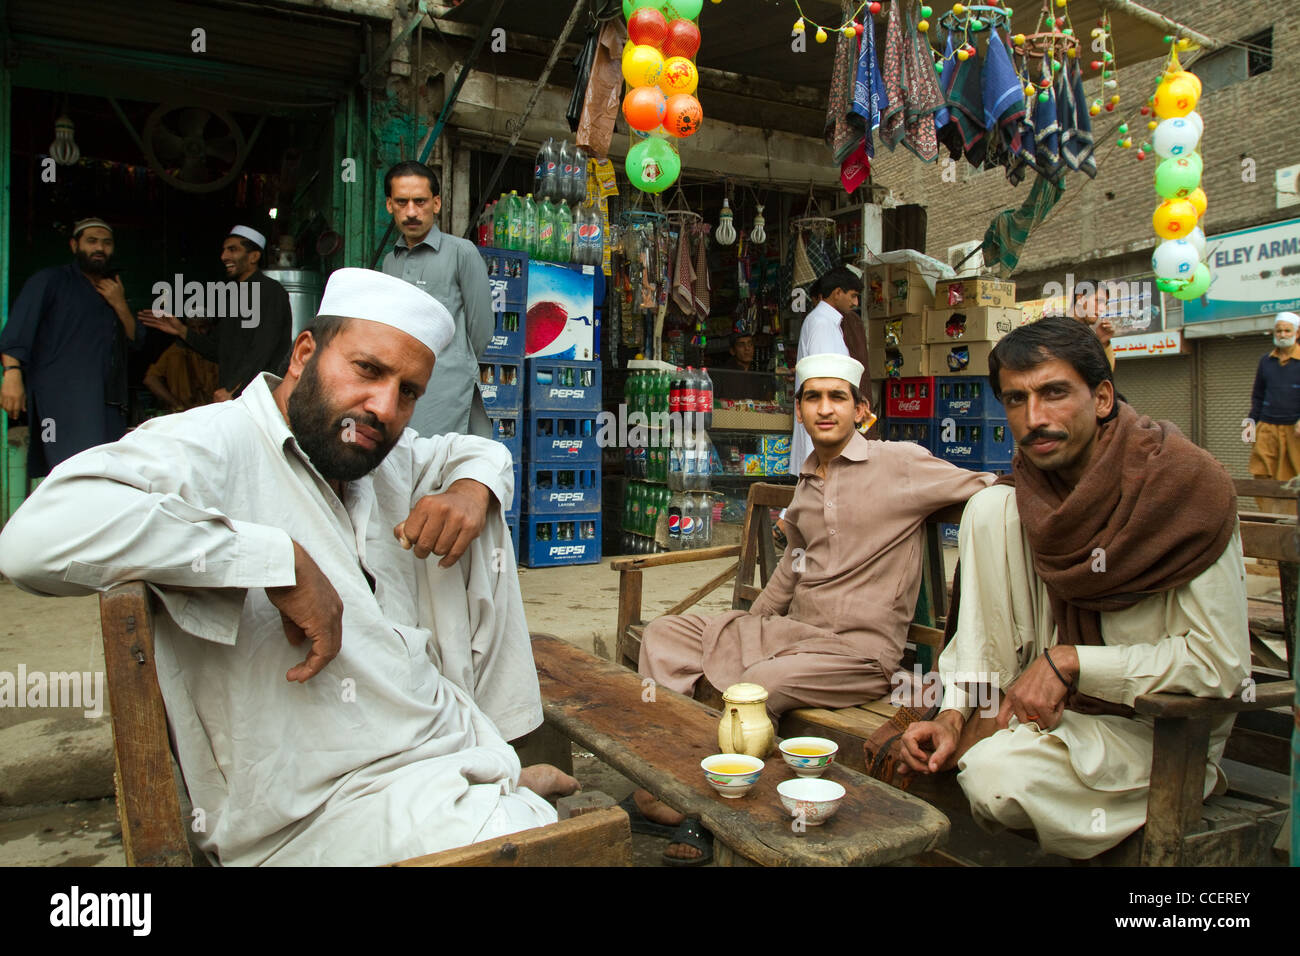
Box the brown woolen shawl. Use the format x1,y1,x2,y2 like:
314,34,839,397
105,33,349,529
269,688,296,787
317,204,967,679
945,402,1236,715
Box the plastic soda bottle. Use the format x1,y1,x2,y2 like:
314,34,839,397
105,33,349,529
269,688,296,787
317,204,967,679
555,200,573,264
537,198,556,262
523,194,539,259
506,190,524,251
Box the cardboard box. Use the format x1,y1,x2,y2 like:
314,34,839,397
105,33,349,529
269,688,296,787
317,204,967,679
869,314,926,350
761,434,791,457
742,454,765,476
887,265,933,316
864,266,890,316
924,306,1023,344
928,341,996,377
935,277,1017,310
884,376,936,419
870,344,930,380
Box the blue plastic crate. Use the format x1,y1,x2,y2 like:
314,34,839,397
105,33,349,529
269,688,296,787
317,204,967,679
522,513,602,567
525,359,601,412
477,359,522,412
940,522,959,546
884,419,937,454
481,248,529,308
933,417,1014,464
510,463,521,515
934,376,1003,419
489,412,522,463
483,305,526,359
526,410,601,462
524,461,601,514
505,513,520,563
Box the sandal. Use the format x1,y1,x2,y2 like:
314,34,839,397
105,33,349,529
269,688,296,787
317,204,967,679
662,818,713,867
617,793,680,839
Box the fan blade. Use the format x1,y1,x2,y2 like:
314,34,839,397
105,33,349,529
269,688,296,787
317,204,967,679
205,136,237,165
178,155,210,183
178,107,211,140
152,127,187,163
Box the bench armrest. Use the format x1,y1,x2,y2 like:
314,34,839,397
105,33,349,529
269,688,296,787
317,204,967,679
609,544,741,571
1134,680,1294,718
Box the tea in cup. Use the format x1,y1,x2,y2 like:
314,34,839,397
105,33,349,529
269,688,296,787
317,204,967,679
701,753,764,798
778,736,838,777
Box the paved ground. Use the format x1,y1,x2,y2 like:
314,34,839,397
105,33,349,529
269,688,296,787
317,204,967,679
0,543,1288,866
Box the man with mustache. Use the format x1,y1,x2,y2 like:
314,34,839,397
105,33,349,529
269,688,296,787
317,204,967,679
381,161,493,438
898,317,1248,858
631,353,993,863
0,269,574,866
1,217,143,476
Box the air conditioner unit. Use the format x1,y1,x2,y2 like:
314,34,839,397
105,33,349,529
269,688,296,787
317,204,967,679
947,240,984,277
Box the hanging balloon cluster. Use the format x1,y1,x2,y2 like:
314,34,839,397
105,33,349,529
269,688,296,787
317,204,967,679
1147,41,1209,301
1085,12,1122,118
622,0,706,195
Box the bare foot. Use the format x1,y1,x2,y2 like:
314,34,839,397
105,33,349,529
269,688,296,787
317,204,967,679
633,789,702,861
518,763,580,799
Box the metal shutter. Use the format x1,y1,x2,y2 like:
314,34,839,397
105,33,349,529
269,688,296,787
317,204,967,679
1115,355,1193,436
1200,337,1266,478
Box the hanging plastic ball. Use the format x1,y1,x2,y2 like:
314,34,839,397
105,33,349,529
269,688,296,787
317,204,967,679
1110,94,1120,104
842,24,856,37
855,21,865,36
815,26,828,43
1090,103,1101,116
622,44,666,87
658,56,699,95
1152,198,1199,239
792,17,805,32
663,18,702,58
1015,34,1027,45
1039,91,1050,103
628,7,669,48
1105,102,1115,112
921,5,932,16
1136,150,1147,160
957,48,970,61
1153,76,1198,118
663,93,703,137
1055,16,1066,27
936,61,944,74
1186,187,1207,218
953,2,965,12
1056,0,1066,6
1148,120,1158,130
1104,51,1113,62
1152,238,1200,280
626,137,681,194
1177,37,1191,50
1155,154,1203,199
1104,79,1118,88
1171,262,1212,300
1118,123,1129,134
1025,84,1036,96
1121,138,1132,148
1152,116,1200,158
623,85,668,132
1185,226,1207,257
1063,28,1073,36
1174,70,1203,97
662,0,703,20
1052,60,1063,72
1090,60,1103,70
869,1,881,13
918,19,930,32
1162,34,1174,44
1140,106,1150,115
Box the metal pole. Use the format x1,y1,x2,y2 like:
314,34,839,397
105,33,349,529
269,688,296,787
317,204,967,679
1097,0,1223,51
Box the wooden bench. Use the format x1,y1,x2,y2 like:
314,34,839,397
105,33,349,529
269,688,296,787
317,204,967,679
1234,477,1297,671
613,480,1293,865
99,581,630,867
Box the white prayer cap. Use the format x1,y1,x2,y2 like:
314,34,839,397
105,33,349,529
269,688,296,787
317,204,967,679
795,352,865,389
228,225,267,249
316,268,454,357
73,217,112,237
1274,311,1300,330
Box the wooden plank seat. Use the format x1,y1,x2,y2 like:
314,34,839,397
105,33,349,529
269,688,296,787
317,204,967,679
99,581,630,867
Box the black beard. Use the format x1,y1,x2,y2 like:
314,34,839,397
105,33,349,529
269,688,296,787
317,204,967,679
287,354,399,482
76,249,112,275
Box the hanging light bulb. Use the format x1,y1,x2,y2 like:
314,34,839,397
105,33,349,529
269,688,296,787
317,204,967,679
49,113,80,166
716,197,736,245
750,203,766,244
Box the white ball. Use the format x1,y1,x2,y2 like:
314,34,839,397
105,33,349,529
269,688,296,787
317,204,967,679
1182,110,1204,138
1184,226,1207,258
1152,238,1200,280
1153,117,1200,159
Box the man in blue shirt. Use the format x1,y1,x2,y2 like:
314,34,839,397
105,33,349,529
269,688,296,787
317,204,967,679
1246,311,1300,513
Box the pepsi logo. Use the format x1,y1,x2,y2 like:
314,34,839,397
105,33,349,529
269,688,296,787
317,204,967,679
681,518,696,534
668,516,681,533
577,224,601,238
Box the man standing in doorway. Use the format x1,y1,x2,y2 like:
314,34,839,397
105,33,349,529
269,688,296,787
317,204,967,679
138,226,292,400
381,161,493,438
790,266,860,475
1245,311,1300,513
0,217,142,476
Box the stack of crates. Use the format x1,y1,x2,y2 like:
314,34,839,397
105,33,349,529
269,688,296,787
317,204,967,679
933,376,1013,544
521,357,603,567
882,376,936,453
479,248,528,560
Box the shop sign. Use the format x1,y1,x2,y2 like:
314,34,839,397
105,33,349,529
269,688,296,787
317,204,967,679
1183,217,1300,324
1112,330,1185,359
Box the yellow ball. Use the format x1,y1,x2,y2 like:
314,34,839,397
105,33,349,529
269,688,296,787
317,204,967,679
954,3,965,13
1148,120,1158,130
1173,69,1203,97
1110,94,1121,104
1013,33,1026,44
918,19,930,32
1024,84,1035,96
1089,104,1100,116
658,56,699,96
622,44,665,89
1153,199,1199,239
843,25,855,38
958,49,970,61
816,27,828,43
1153,76,1198,118
1186,187,1207,218
793,18,805,32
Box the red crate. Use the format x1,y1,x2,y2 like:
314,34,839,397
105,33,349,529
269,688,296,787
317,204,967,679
884,376,935,419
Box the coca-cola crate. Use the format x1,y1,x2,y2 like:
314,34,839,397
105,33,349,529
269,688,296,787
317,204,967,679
477,360,522,412
525,410,601,462
934,376,1005,419
885,376,935,419
524,462,601,514
932,417,1014,464
525,359,601,412
489,412,522,463
480,248,529,309
522,513,602,568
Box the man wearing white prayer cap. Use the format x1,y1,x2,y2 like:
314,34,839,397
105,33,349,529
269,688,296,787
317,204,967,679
1245,311,1300,512
0,267,575,866
631,352,994,863
139,224,292,402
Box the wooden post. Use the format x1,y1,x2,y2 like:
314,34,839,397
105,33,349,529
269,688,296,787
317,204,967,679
616,568,642,668
1141,715,1211,865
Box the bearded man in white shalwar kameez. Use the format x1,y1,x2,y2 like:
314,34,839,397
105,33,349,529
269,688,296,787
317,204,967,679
0,268,576,866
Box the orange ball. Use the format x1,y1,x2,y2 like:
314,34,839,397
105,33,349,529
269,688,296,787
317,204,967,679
658,56,699,96
623,85,668,132
664,93,703,137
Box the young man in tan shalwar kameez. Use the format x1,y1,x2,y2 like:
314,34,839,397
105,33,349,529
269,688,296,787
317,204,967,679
632,353,994,863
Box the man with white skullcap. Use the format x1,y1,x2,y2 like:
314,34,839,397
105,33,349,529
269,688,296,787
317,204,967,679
1,216,145,477
139,224,292,401
632,352,992,863
1245,311,1300,512
0,268,574,866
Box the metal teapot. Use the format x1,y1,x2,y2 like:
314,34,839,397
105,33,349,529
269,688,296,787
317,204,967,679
717,683,775,758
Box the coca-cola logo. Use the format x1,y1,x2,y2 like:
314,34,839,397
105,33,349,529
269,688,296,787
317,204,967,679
896,399,923,411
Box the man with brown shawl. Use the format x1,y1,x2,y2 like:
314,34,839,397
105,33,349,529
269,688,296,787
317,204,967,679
899,317,1248,858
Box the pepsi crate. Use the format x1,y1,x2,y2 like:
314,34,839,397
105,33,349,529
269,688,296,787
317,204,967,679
510,462,521,515
484,305,526,359
481,247,529,308
934,376,1004,419
884,419,936,453
505,513,521,563
489,412,522,463
933,417,1014,464
523,513,602,568
525,359,601,412
526,410,601,462
477,359,522,412
941,522,959,546
524,461,601,514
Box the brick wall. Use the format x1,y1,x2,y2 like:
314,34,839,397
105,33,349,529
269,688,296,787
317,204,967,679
866,0,1294,288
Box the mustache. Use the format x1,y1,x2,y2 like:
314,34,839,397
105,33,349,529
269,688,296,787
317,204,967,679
341,412,386,441
403,218,421,225
1019,428,1068,447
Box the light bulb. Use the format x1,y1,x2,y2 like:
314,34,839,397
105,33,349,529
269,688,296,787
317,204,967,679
49,114,80,166
716,198,737,245
750,204,766,244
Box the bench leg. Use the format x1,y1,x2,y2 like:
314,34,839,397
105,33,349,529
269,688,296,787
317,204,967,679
714,842,759,867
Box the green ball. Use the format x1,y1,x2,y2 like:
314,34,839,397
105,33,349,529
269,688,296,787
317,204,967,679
1172,262,1211,300
663,0,702,19
1154,154,1202,200
1155,276,1185,294
626,137,681,194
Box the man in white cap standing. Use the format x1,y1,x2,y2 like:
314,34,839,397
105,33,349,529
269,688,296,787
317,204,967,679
1,216,143,477
1245,311,1300,513
630,352,993,863
0,268,572,866
139,225,292,400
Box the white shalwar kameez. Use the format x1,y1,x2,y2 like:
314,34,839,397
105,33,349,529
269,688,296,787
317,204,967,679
0,374,552,865
938,485,1250,859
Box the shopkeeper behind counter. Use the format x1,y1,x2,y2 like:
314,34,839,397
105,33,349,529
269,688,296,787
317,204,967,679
712,332,775,402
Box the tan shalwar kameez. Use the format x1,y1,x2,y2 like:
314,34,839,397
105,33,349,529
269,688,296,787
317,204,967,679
939,485,1250,859
640,434,994,715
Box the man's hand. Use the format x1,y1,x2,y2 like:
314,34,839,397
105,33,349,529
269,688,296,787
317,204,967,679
996,646,1078,730
137,309,187,338
1,369,25,418
213,388,234,402
898,710,964,775
394,478,492,568
92,275,128,310
1094,318,1116,347
266,541,344,683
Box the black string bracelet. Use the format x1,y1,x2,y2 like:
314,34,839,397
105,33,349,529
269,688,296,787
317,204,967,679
1045,647,1075,690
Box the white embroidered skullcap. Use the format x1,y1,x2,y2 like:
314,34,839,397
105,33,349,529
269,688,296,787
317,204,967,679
1275,311,1300,330
73,217,112,237
795,352,865,389
316,268,454,357
228,225,267,249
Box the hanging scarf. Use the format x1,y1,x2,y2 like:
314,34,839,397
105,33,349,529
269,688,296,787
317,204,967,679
898,3,944,161
826,0,862,164
691,223,712,320
1032,55,1063,182
935,31,963,162
672,226,695,314
850,7,889,157
946,39,986,166
982,172,1066,276
1068,58,1098,178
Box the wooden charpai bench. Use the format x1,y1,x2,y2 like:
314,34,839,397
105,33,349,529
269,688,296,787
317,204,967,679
98,581,631,867
613,481,1294,865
